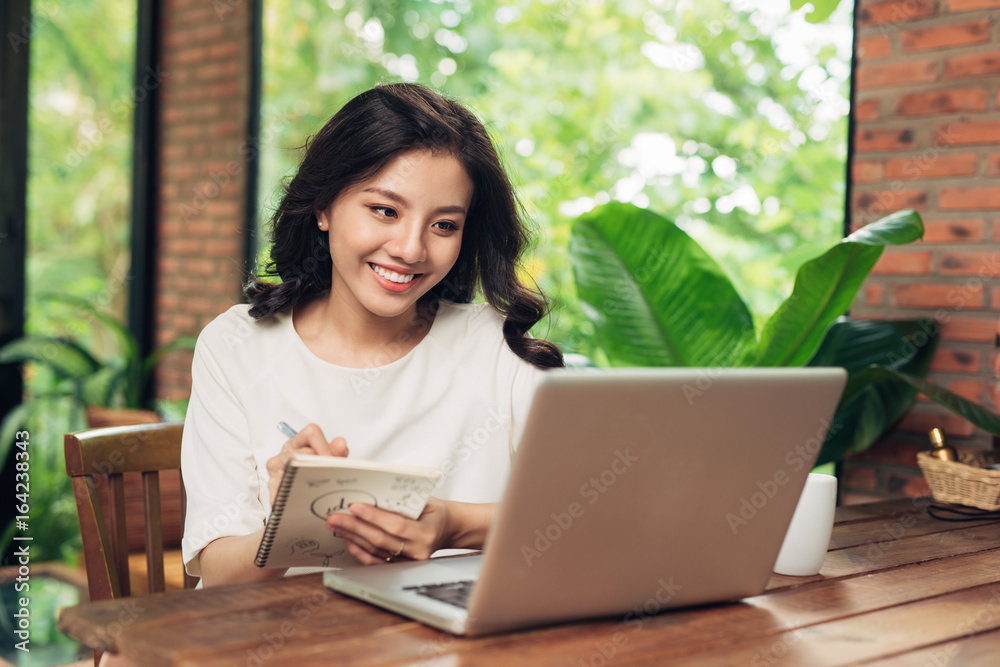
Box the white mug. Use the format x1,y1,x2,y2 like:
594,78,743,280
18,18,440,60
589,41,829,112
773,472,837,576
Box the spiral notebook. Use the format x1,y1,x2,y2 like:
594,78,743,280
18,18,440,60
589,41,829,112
254,455,442,569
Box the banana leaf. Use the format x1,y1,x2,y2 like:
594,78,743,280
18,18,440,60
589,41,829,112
808,318,937,465
755,209,924,368
41,293,142,406
570,202,756,367
0,336,101,380
849,366,1000,436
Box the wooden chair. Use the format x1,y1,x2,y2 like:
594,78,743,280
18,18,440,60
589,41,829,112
64,422,198,604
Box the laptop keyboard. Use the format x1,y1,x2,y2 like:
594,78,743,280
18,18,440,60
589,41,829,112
403,580,475,609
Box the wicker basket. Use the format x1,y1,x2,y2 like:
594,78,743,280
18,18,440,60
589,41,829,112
917,450,1000,511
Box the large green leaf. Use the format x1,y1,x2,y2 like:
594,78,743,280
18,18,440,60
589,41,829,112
570,202,756,367
0,336,101,380
39,292,138,367
80,366,124,407
755,210,923,368
843,209,926,247
809,318,937,465
849,366,1000,437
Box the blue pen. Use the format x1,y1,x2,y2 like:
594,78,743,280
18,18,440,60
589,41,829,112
276,421,298,439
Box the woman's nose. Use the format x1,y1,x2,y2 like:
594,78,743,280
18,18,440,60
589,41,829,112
385,223,426,264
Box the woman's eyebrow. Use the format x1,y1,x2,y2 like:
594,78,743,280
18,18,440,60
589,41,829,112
362,186,467,215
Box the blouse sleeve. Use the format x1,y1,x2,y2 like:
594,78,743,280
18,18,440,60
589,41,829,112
180,319,267,577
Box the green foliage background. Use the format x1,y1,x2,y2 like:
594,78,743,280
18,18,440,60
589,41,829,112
257,0,852,361
25,1,136,364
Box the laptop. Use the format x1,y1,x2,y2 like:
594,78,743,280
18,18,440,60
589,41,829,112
323,366,847,636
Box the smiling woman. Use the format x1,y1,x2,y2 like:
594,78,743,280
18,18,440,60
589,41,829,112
181,83,563,587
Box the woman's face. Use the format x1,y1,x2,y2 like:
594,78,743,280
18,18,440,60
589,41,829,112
317,149,473,322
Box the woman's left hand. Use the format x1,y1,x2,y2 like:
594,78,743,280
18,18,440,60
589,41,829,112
327,498,451,565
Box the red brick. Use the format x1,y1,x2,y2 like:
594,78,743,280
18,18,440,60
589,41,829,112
184,20,226,44
853,188,927,212
853,160,885,183
858,35,893,59
866,283,886,306
948,0,1000,8
938,315,998,343
994,221,1000,241
900,20,990,52
848,439,926,466
856,128,917,152
895,89,987,116
196,61,241,83
859,0,936,26
208,42,241,60
872,250,933,274
898,407,977,437
171,6,215,28
930,348,982,373
840,491,887,506
939,187,1000,210
885,153,978,179
938,252,1000,276
843,464,878,491
935,121,1000,146
204,200,241,218
988,154,1000,177
205,239,241,256
857,60,938,89
884,471,932,498
894,283,985,308
855,99,881,122
170,46,209,66
948,379,985,403
945,53,1000,79
922,219,985,243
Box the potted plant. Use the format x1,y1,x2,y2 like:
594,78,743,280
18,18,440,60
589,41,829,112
0,294,196,562
568,202,1000,466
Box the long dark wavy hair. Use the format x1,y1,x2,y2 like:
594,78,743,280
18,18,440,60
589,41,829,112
245,83,563,369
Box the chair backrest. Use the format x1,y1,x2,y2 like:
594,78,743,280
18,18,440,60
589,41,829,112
64,422,197,602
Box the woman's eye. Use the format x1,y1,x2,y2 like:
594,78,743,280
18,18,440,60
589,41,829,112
371,206,397,218
434,221,458,232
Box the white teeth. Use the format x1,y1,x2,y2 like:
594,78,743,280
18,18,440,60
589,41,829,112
370,264,415,284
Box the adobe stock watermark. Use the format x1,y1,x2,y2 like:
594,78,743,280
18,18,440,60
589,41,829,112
242,588,332,666
6,2,60,54
437,408,512,480
749,620,807,667
86,598,146,655
577,576,684,667
726,418,841,534
55,64,169,176
917,587,1000,667
521,448,639,566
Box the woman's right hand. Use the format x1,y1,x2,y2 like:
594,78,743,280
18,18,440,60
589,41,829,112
266,423,348,506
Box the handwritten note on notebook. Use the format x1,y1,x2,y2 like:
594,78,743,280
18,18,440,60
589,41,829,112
255,454,442,569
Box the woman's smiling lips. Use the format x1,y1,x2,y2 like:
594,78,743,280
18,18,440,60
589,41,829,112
368,262,423,292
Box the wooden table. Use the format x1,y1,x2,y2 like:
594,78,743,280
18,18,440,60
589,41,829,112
59,497,1000,666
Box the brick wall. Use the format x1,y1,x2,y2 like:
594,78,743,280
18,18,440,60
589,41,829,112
843,0,1000,503
154,0,254,400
